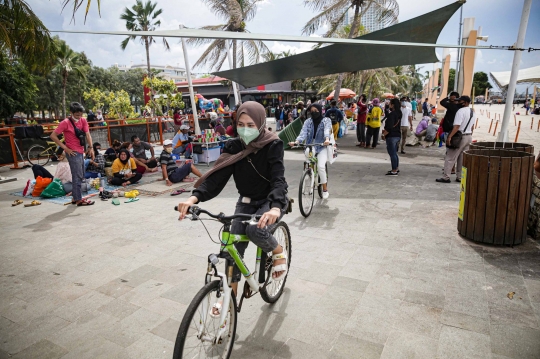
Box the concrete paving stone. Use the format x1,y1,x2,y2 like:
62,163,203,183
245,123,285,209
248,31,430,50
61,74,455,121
312,286,362,318
96,321,144,348
449,242,484,263
403,289,445,309
358,293,402,321
96,279,134,298
490,324,540,359
238,312,300,354
440,310,490,335
413,255,450,276
151,264,199,286
52,290,114,322
379,330,438,359
330,276,369,293
327,334,383,359
97,298,141,320
120,307,168,334
448,258,484,274
125,333,174,359
231,342,275,359
524,279,540,303
298,262,343,285
11,339,67,359
484,283,536,314
143,297,187,319
160,280,207,306
59,336,124,359
0,348,9,359
483,252,523,277
275,338,330,359
118,280,174,307
342,305,394,345
437,325,491,359
339,261,381,282
150,318,180,342
446,268,486,290
392,301,442,339
444,285,489,319
406,272,448,296
314,242,358,266
365,273,407,300
489,304,539,329
291,308,346,350
117,265,164,288
53,283,90,301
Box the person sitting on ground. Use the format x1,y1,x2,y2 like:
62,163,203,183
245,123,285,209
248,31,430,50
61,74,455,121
85,142,105,178
120,141,153,174
105,139,121,162
131,135,158,172
159,140,202,186
111,149,142,187
172,125,192,158
415,116,431,140
84,144,95,170
423,118,439,146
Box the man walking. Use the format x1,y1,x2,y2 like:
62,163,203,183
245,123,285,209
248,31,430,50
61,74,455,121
326,100,344,141
422,98,429,116
275,104,285,131
50,102,95,206
399,97,413,154
436,96,475,183
411,98,418,117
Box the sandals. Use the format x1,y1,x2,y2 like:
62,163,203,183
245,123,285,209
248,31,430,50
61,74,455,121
271,250,288,281
12,200,23,207
170,189,186,196
112,198,121,206
24,200,41,207
125,198,139,203
77,199,95,206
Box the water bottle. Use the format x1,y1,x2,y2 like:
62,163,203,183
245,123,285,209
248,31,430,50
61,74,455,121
99,174,105,192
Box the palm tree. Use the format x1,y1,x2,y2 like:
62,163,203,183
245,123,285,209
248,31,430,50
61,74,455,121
302,0,399,102
61,0,101,23
0,0,54,72
120,0,169,75
188,0,269,71
55,42,86,117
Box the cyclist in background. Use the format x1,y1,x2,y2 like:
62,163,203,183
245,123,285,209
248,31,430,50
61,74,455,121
289,103,332,198
177,101,289,297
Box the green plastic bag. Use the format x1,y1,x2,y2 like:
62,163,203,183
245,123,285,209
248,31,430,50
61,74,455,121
41,178,66,198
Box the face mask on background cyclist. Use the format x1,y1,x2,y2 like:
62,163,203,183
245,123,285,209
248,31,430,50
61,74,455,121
311,112,321,120
238,127,260,145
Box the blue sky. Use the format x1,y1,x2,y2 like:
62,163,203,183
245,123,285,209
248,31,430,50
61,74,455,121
29,0,540,93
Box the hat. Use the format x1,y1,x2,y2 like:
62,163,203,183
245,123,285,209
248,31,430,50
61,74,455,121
372,98,380,105
458,95,471,103
163,139,173,146
180,125,189,130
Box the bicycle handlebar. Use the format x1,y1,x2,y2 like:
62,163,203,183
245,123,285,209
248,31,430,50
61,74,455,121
291,143,327,149
174,205,262,221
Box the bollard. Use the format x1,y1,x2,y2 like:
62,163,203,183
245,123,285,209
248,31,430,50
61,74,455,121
532,117,535,129
489,119,494,133
537,119,540,132
475,118,479,129
515,121,521,142
514,114,517,126
493,120,499,136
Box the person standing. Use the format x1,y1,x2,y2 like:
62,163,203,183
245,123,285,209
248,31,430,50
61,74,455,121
411,98,418,117
422,98,429,116
399,97,413,154
274,104,285,131
356,94,368,147
436,96,476,183
365,98,383,149
87,110,96,127
383,98,402,176
325,100,344,141
50,102,95,206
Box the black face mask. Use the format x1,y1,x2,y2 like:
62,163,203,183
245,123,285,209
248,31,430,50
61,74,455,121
311,112,321,120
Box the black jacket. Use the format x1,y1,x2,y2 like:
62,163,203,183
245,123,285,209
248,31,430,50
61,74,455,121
384,111,402,138
440,98,461,133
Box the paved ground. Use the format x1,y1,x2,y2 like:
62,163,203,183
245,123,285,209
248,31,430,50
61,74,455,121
1,105,540,359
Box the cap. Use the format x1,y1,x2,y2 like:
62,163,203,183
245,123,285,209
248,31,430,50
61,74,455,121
458,96,471,103
163,139,173,146
180,125,189,130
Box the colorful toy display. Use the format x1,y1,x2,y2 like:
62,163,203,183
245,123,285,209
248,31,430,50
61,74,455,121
196,94,225,113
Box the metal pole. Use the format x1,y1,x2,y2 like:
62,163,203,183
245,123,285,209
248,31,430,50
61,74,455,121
453,6,463,91
179,25,200,135
226,40,241,106
498,0,532,142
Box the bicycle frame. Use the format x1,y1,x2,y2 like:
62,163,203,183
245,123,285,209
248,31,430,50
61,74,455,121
302,145,319,190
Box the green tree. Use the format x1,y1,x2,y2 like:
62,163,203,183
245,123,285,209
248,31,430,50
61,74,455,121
120,0,169,75
448,68,455,94
189,0,269,71
55,41,87,118
472,71,492,97
0,54,37,120
0,0,55,72
302,0,399,100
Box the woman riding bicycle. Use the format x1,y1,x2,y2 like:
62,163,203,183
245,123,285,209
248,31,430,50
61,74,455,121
289,103,332,198
177,101,289,297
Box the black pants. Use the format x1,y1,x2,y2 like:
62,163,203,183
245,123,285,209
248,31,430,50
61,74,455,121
110,173,142,186
145,159,158,168
356,123,366,143
32,164,53,179
365,127,380,148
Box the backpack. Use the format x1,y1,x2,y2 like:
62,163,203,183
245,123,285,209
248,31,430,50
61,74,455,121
327,109,338,124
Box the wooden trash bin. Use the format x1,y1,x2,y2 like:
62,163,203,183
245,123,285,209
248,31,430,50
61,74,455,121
469,142,534,154
458,149,535,245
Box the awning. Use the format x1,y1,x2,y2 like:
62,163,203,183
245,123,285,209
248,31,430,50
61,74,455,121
490,65,540,89
215,1,462,88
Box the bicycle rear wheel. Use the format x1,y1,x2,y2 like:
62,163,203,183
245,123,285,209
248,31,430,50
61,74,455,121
173,280,237,359
298,169,314,218
27,145,50,166
317,163,329,198
260,222,292,303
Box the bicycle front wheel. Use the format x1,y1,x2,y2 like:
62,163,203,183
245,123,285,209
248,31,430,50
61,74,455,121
298,169,314,218
27,145,50,166
260,221,292,303
173,280,237,359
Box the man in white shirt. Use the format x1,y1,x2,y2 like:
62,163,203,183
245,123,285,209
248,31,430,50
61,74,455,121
399,97,413,154
436,96,476,183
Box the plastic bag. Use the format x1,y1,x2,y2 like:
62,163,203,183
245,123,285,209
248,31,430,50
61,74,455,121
32,176,52,197
41,178,66,198
54,161,72,184
23,179,35,197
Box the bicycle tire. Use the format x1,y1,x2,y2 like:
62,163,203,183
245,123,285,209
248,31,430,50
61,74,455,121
173,280,237,359
298,169,314,218
317,163,329,198
260,222,292,303
27,145,50,166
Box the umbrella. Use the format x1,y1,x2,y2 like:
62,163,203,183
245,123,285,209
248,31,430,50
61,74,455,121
326,88,356,100
382,93,395,98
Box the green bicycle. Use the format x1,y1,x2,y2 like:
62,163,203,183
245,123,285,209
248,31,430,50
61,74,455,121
172,206,292,359
27,136,64,166
294,143,328,218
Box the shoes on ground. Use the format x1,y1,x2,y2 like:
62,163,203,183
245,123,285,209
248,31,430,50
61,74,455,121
386,171,398,176
436,178,451,183
322,191,329,199
400,151,406,154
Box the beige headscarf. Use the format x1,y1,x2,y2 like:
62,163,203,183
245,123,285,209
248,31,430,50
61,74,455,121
194,101,279,188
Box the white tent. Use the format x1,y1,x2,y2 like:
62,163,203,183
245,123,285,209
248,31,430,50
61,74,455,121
490,65,540,89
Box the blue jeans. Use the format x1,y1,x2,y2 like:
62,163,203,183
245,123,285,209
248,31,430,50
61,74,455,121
67,153,85,201
84,159,91,170
386,137,400,171
172,145,192,158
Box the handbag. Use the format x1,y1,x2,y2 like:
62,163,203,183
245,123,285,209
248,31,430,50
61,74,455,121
69,118,86,147
449,109,473,148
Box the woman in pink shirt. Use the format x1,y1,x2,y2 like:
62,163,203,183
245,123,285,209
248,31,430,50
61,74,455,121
356,94,368,147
